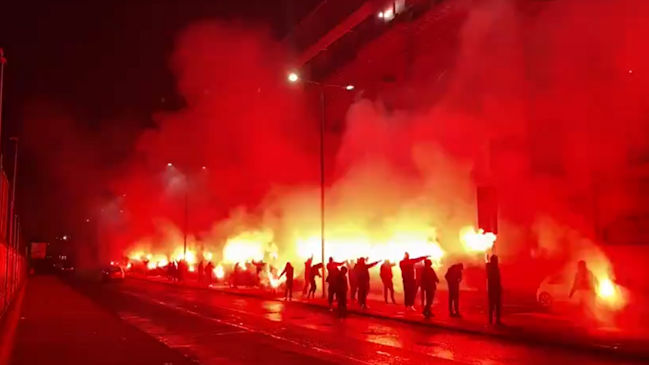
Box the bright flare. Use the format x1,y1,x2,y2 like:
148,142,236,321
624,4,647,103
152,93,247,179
222,230,274,264
214,264,225,280
287,72,299,83
460,226,496,253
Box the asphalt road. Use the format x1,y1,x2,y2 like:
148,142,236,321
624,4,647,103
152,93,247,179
72,278,641,365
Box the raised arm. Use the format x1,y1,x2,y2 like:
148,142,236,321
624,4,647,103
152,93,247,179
367,261,380,268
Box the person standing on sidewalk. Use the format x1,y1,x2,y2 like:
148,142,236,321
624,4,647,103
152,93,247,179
400,252,427,310
380,260,396,304
303,256,313,296
279,262,295,301
307,262,323,298
336,266,349,317
486,254,502,325
356,258,380,310
326,257,344,309
421,259,439,319
445,263,463,317
348,259,359,302
198,260,205,283
205,261,214,285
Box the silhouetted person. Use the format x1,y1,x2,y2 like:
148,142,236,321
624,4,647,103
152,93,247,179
416,263,425,307
348,260,358,302
421,259,439,319
380,260,396,304
400,252,427,310
232,262,243,288
486,255,502,325
445,263,463,317
336,266,349,317
253,260,265,287
177,260,188,282
326,257,344,309
279,262,294,301
303,256,313,295
308,263,323,298
167,261,176,281
356,258,380,310
569,260,597,308
205,261,214,285
198,261,205,283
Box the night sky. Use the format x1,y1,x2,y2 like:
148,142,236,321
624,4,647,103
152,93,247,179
0,0,320,241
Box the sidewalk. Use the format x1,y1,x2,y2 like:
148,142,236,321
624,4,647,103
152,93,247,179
0,275,194,365
135,273,649,360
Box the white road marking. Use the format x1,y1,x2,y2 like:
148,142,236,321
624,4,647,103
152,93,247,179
121,290,373,365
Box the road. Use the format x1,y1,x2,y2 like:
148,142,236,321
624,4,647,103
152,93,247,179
71,278,640,365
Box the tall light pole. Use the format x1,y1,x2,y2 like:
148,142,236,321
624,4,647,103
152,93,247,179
167,162,204,259
287,72,355,297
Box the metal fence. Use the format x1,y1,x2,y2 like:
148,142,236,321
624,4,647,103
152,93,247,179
0,242,26,318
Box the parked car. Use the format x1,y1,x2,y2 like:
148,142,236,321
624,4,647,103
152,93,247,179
101,265,125,282
536,272,579,309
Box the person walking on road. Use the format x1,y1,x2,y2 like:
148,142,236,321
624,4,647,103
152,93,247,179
279,262,295,301
421,259,439,319
400,252,427,310
356,258,380,310
380,260,396,304
336,266,349,317
445,263,464,317
486,255,502,325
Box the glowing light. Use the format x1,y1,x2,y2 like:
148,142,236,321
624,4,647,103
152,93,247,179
167,162,173,167
222,230,274,263
345,85,355,91
266,266,285,289
598,278,615,299
126,262,132,270
189,265,196,272
110,261,115,266
287,72,299,83
146,261,156,270
628,69,633,74
377,11,384,19
201,166,207,170
214,264,225,280
157,258,168,268
383,8,394,21
460,226,496,253
203,251,213,261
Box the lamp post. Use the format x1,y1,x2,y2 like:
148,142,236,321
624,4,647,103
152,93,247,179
287,72,355,297
166,163,205,259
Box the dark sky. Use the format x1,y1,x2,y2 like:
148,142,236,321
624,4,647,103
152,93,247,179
0,0,321,241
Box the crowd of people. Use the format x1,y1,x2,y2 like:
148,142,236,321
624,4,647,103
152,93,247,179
282,252,503,324
156,251,504,324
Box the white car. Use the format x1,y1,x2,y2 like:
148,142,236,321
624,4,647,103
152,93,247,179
536,272,580,309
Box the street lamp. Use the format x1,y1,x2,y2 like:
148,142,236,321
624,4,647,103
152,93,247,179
165,163,207,259
287,71,355,297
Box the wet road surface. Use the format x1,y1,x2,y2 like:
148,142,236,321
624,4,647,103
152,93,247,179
72,278,642,364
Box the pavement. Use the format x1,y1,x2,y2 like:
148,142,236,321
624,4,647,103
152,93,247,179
133,273,649,360
1,274,646,364
0,276,196,365
74,277,643,364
